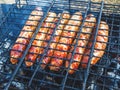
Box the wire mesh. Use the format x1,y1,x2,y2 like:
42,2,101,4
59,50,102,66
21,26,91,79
87,4,120,90
0,0,120,90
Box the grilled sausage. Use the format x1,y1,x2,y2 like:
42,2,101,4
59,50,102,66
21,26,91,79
40,18,58,69
50,12,83,71
25,12,57,67
40,12,71,69
10,7,43,64
65,14,96,74
81,21,109,68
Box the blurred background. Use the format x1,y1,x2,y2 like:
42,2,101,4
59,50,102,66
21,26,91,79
0,0,120,4
0,0,120,19
92,0,120,4
0,0,15,4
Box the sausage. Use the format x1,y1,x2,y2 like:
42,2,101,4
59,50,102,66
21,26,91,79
25,12,57,67
40,12,71,69
40,18,58,69
81,21,109,68
65,14,96,74
10,7,43,64
49,12,83,71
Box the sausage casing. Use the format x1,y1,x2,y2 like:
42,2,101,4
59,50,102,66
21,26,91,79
25,12,57,67
50,12,83,71
41,12,71,69
10,7,43,64
65,14,96,74
81,21,109,68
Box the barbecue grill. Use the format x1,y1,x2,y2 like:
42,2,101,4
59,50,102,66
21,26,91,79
0,0,120,90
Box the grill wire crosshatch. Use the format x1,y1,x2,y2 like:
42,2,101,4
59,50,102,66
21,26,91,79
0,0,120,90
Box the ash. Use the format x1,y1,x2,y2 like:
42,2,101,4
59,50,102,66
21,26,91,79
11,81,25,90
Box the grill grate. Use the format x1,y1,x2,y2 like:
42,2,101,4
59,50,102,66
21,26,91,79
0,0,120,90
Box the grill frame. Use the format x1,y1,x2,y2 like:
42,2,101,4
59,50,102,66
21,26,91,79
0,0,120,90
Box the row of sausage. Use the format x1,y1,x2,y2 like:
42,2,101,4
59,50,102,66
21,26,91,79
10,7,109,74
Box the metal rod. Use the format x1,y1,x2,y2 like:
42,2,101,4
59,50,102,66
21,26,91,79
69,0,70,10
61,1,91,89
82,1,104,90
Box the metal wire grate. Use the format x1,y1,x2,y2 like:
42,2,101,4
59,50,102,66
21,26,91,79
0,0,120,90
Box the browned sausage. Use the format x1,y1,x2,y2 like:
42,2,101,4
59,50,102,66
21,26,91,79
49,12,83,71
10,7,43,64
65,14,96,74
81,21,109,68
40,12,71,69
25,12,57,67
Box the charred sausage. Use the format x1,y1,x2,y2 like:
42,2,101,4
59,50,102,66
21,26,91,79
81,21,109,68
10,7,43,64
40,12,71,69
50,12,83,71
65,14,96,74
25,12,57,67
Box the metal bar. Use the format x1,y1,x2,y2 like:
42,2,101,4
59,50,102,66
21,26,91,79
82,1,104,90
69,0,70,10
4,0,55,90
60,1,91,89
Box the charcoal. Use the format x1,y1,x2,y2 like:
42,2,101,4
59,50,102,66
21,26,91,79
91,66,104,75
109,39,119,59
10,81,25,90
107,58,120,78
